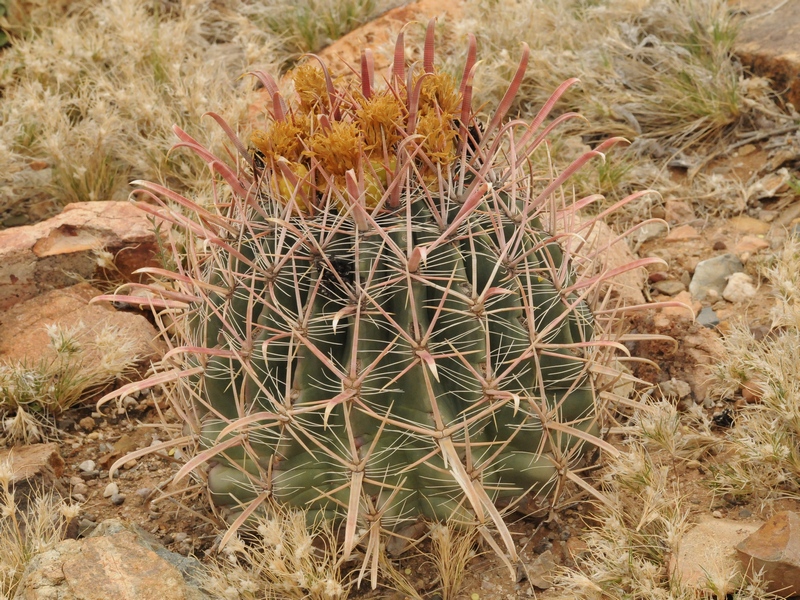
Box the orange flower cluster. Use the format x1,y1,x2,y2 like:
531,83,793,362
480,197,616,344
249,62,463,213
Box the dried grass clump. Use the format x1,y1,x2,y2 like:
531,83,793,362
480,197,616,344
710,238,800,502
555,399,778,599
0,0,279,213
423,0,786,215
201,504,349,600
448,0,771,151
0,322,139,444
242,0,399,56
0,460,80,598
556,441,689,599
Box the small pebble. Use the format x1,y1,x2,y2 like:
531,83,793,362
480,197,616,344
652,279,686,296
712,240,726,250
174,532,189,543
78,416,96,432
72,493,87,503
123,459,137,470
712,510,723,518
73,482,88,496
697,306,720,328
103,482,119,498
110,493,126,506
533,541,552,554
135,487,152,499
739,508,753,518
78,460,96,473
69,476,83,486
722,272,757,303
78,519,96,536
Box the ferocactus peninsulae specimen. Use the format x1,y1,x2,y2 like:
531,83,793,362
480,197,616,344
104,20,658,584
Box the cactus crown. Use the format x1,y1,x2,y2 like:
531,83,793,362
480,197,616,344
102,20,659,589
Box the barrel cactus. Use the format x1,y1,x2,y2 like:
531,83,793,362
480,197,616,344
108,22,655,579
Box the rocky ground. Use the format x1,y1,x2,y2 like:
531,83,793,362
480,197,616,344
3,0,800,598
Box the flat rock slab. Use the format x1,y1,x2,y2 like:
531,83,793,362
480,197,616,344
15,520,208,600
0,201,161,310
568,219,647,307
671,516,763,594
737,511,800,597
0,443,64,485
736,0,800,108
0,282,163,366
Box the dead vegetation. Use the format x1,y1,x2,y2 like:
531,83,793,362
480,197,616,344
0,459,80,598
0,322,139,445
428,0,794,217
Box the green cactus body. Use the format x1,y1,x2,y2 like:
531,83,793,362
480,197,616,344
122,22,650,574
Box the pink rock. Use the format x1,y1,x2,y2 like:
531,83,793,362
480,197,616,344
734,235,770,255
664,200,696,225
665,224,700,241
0,283,163,366
671,516,763,594
658,290,699,320
568,219,647,307
728,215,771,236
0,443,64,485
17,524,204,600
0,201,162,310
737,511,800,597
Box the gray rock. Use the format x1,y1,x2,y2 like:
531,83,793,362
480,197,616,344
110,493,126,506
690,254,744,301
653,279,686,296
635,221,668,244
697,306,720,328
659,378,692,399
528,549,558,590
78,460,96,473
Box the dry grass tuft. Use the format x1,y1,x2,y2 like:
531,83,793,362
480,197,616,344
420,0,788,216
556,440,690,599
0,322,139,444
709,238,800,503
427,521,478,600
556,397,780,598
201,504,349,599
0,460,80,598
242,0,399,56
0,0,279,214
